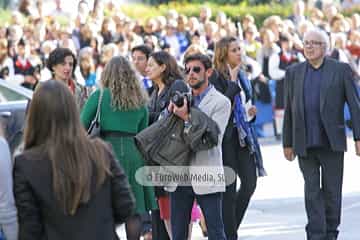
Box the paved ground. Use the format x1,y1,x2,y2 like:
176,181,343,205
117,137,360,239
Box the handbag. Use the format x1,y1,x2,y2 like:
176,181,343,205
87,89,103,137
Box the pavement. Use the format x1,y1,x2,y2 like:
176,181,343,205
117,136,360,239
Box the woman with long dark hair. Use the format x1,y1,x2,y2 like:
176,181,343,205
13,80,135,240
211,36,266,240
145,51,188,239
81,56,157,240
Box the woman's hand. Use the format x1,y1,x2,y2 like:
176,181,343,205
258,73,267,83
248,105,257,117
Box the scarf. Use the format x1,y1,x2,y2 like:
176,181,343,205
233,70,267,177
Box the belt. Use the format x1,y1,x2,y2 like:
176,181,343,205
100,130,136,138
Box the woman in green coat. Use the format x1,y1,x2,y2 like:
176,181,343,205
81,56,157,240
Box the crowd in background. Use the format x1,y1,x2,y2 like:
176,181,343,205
1,1,360,240
1,0,360,136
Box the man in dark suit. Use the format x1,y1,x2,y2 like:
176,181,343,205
283,28,360,240
131,45,154,96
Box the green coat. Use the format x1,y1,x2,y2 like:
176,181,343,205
81,88,157,214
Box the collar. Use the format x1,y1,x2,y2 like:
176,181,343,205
307,58,326,71
193,84,212,106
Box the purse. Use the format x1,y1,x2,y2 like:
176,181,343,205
87,89,103,138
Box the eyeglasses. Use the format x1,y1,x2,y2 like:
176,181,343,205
185,66,202,75
303,40,325,47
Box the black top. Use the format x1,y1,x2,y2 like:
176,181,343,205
147,79,188,196
148,79,189,125
208,70,241,141
13,145,135,240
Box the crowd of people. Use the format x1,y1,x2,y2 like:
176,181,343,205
1,0,360,240
0,0,359,135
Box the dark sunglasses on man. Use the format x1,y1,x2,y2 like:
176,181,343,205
185,66,202,75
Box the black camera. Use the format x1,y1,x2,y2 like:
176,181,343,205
171,91,192,109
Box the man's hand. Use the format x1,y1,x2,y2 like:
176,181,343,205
356,141,360,156
171,98,189,121
283,147,295,161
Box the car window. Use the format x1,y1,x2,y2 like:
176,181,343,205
0,85,28,103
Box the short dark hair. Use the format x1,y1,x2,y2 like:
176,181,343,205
184,53,212,70
131,44,152,59
46,48,77,75
150,51,183,86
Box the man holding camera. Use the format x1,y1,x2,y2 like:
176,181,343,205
166,53,231,240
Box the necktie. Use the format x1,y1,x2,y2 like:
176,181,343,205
142,77,152,89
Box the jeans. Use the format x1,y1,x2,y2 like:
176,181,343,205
170,186,226,240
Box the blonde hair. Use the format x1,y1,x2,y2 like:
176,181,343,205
101,56,148,110
183,44,206,60
263,15,283,28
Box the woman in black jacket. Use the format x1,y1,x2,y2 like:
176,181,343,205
145,51,188,239
211,36,264,240
13,80,135,240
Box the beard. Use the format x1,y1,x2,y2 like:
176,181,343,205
190,78,206,89
188,74,207,89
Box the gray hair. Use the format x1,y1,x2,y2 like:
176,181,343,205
303,28,330,52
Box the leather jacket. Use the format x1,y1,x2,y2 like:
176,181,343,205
135,107,220,166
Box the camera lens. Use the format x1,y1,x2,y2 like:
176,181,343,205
172,92,184,107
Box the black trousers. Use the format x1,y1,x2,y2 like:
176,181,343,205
298,148,344,240
151,209,170,240
222,128,257,240
140,212,152,235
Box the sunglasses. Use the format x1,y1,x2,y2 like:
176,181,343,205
185,66,202,75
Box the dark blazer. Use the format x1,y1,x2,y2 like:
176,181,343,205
13,145,135,240
209,70,241,142
148,79,189,125
209,70,241,104
283,57,360,157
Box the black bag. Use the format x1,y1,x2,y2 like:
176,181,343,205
135,114,191,167
87,90,103,138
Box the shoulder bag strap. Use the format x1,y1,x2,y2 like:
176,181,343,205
95,89,103,123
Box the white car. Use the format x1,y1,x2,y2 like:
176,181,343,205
0,80,32,154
